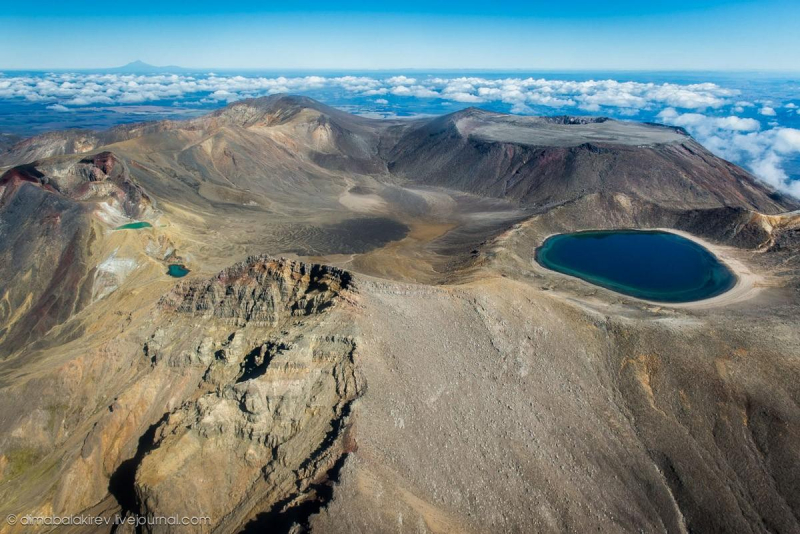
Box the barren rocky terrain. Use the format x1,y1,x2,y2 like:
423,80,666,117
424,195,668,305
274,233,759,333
0,95,799,533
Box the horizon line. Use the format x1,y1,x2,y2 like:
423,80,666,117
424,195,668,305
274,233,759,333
2,66,800,74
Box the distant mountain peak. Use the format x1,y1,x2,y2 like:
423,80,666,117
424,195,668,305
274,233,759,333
110,60,185,73
122,60,151,68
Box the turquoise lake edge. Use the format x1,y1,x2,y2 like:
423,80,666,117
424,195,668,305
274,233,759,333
535,230,738,303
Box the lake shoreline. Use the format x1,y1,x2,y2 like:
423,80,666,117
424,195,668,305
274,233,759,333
534,227,763,309
653,228,762,309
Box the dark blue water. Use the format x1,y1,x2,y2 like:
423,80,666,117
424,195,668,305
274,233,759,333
166,264,190,278
536,230,736,303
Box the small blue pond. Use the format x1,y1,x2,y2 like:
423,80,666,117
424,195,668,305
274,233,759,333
536,230,736,303
167,264,190,278
115,221,152,230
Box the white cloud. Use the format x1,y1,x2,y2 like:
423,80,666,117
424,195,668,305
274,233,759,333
208,89,241,103
386,76,417,85
362,88,388,95
0,72,743,116
390,85,439,98
374,98,388,104
656,108,760,134
46,104,70,112
773,128,800,153
658,108,800,197
786,103,798,109
432,77,734,111
759,106,777,116
718,116,762,131
443,91,484,103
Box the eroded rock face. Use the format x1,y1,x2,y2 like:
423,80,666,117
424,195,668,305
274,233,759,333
159,257,352,325
101,257,363,533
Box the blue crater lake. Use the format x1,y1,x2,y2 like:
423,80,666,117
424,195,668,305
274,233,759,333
115,221,152,230
167,264,190,278
536,230,736,303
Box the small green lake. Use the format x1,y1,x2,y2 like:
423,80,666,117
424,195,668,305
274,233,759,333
167,264,190,278
115,221,152,230
536,230,736,303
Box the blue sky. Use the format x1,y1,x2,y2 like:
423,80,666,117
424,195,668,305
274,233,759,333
1,0,799,70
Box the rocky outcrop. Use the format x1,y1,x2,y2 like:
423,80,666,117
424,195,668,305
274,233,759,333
95,257,363,533
159,256,352,325
135,333,359,533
